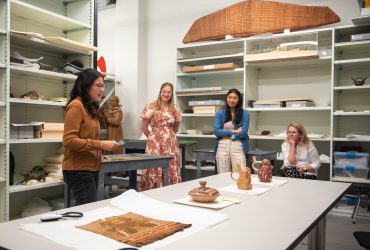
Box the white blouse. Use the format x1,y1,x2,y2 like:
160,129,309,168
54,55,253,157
281,141,321,175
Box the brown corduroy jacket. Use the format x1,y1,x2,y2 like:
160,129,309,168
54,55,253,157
62,97,102,171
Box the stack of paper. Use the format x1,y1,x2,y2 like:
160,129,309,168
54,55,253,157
193,105,223,114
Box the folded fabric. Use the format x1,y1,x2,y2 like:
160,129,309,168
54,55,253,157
77,212,191,247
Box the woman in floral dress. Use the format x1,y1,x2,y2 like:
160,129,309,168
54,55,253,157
140,82,182,190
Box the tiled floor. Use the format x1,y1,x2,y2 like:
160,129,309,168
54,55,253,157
294,213,370,250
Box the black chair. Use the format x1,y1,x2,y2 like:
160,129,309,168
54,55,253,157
353,231,370,250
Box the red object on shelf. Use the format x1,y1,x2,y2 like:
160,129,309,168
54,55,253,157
97,56,106,78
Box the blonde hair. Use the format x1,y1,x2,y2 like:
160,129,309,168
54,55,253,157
155,82,175,113
286,122,311,146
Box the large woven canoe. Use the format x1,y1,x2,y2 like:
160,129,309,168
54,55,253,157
183,0,340,44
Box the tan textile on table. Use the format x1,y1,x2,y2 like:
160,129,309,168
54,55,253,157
183,0,340,43
77,212,191,247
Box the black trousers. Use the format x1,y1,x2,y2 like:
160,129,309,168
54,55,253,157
63,170,99,205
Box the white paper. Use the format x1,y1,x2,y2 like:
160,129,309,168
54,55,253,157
22,190,229,250
219,184,270,196
173,196,239,209
251,177,288,187
21,207,131,250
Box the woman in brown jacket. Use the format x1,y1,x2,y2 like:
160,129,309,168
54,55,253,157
63,68,119,205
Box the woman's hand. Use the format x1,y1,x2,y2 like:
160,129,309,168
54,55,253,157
232,127,242,134
101,140,120,151
288,138,296,147
297,165,312,174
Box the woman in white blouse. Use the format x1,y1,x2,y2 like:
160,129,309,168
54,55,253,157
280,122,321,179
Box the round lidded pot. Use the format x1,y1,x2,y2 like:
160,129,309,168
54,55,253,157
188,180,220,202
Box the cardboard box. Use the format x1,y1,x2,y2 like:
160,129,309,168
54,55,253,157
183,63,237,73
10,122,44,139
41,123,64,139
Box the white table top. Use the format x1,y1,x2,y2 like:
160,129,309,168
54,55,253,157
0,173,350,250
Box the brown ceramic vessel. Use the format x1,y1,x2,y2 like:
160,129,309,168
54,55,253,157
188,180,220,202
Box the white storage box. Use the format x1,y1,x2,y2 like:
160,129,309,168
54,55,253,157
333,165,369,179
286,100,314,107
189,100,225,106
351,33,370,42
333,152,369,168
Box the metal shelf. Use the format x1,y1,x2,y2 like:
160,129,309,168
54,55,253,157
10,98,66,107
333,137,370,142
10,0,91,32
10,65,77,81
177,53,243,63
9,181,64,193
334,57,370,65
245,57,332,70
334,86,370,91
247,107,331,112
10,138,62,144
333,111,370,116
332,177,370,184
176,90,244,97
177,68,244,78
10,33,91,56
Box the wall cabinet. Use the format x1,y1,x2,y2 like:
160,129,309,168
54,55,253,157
0,0,95,221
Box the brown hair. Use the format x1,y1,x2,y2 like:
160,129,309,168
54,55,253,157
286,122,311,146
155,82,175,113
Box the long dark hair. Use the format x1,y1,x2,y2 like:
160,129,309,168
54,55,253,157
67,68,103,119
225,88,243,124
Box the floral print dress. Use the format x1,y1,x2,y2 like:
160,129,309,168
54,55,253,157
139,102,182,190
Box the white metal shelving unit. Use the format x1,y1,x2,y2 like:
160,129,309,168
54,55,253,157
0,0,95,221
176,38,245,153
176,26,370,186
243,28,333,180
0,0,9,223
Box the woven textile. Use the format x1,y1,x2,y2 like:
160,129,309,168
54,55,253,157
183,0,340,43
77,212,191,247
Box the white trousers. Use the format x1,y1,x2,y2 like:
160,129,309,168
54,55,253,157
216,139,246,173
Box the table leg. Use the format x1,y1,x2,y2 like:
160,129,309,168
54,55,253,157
97,171,105,201
308,216,326,250
128,170,137,190
196,155,201,179
163,161,169,185
181,146,185,180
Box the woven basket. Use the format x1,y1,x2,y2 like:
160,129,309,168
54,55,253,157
183,0,340,44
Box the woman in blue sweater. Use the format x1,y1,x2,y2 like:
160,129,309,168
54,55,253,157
214,89,250,173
